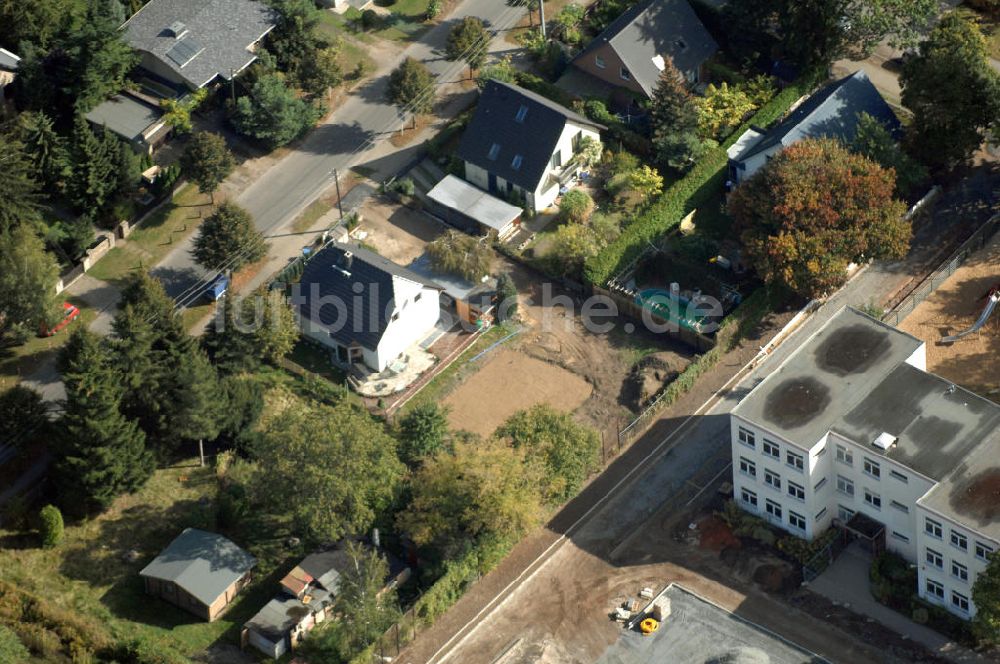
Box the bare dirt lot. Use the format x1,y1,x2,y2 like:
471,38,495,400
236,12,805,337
356,196,444,265
898,231,1000,399
443,349,593,436
508,262,694,439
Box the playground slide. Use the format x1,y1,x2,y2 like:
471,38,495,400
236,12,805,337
941,293,1000,343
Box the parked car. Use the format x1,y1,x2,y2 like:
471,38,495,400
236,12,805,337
40,302,81,337
205,275,229,302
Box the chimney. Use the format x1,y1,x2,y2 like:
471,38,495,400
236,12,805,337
371,528,380,549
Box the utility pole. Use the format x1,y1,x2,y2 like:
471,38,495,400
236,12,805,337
198,439,205,467
333,168,344,221
229,68,236,105
539,0,546,39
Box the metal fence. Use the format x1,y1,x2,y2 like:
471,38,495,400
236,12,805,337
881,213,1000,328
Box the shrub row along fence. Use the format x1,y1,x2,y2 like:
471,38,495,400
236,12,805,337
617,286,773,446
349,536,515,664
582,80,814,287
881,213,1000,328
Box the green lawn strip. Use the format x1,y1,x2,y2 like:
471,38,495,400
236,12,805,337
583,81,813,286
291,198,335,234
87,185,210,285
398,323,515,415
0,297,98,391
0,458,300,657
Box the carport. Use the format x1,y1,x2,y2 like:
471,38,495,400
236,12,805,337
426,175,521,240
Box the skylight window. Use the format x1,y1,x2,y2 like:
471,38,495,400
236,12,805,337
515,105,528,123
487,143,500,160
511,155,523,170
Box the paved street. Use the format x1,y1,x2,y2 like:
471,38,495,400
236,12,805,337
151,0,529,301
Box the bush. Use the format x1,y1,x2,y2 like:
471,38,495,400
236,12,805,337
38,505,64,548
514,72,576,108
558,189,594,223
389,177,416,196
583,99,619,127
583,81,811,286
967,0,1000,15
425,0,442,19
361,9,379,29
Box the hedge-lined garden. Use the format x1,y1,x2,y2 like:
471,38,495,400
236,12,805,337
582,81,814,286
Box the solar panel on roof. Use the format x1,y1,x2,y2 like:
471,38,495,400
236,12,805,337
165,36,204,68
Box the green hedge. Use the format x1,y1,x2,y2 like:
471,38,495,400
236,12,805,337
582,82,812,286
347,536,514,664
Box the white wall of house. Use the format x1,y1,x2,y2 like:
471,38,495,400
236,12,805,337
916,506,998,620
463,121,601,212
731,404,1000,621
371,277,440,371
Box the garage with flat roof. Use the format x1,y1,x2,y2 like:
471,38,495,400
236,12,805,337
426,175,521,240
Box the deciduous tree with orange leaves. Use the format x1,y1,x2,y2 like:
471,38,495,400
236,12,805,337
728,138,910,298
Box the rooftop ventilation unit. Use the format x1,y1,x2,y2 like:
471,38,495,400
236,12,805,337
167,21,189,39
651,55,665,72
872,432,897,451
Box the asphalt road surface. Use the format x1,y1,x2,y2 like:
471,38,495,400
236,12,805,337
152,0,529,302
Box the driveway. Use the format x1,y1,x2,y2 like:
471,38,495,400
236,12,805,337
151,0,530,301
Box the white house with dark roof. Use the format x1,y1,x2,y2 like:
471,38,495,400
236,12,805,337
569,0,718,100
293,243,443,372
457,80,604,212
731,306,1000,620
727,70,901,185
122,0,277,91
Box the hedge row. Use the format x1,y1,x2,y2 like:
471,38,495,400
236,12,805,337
348,536,514,664
582,81,813,286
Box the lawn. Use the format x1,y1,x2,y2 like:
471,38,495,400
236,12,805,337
291,197,335,234
318,1,433,44
0,297,97,391
0,458,301,658
86,185,211,285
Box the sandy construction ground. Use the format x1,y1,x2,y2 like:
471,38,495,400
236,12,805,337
443,349,593,436
898,231,1000,399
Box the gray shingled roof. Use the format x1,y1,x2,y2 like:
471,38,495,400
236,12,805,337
732,70,901,163
123,0,277,89
85,93,164,142
139,528,256,607
457,80,603,193
575,0,718,97
296,243,443,351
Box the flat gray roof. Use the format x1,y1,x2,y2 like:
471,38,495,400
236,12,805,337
733,307,923,447
427,175,521,233
596,584,825,663
736,306,1000,542
0,47,20,71
245,590,331,640
85,93,164,142
139,528,256,606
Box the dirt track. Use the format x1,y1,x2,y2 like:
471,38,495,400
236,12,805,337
898,231,1000,398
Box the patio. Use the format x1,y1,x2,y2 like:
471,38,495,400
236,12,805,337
349,345,437,398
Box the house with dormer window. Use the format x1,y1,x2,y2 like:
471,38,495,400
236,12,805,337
122,0,277,91
456,80,604,212
568,0,717,101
